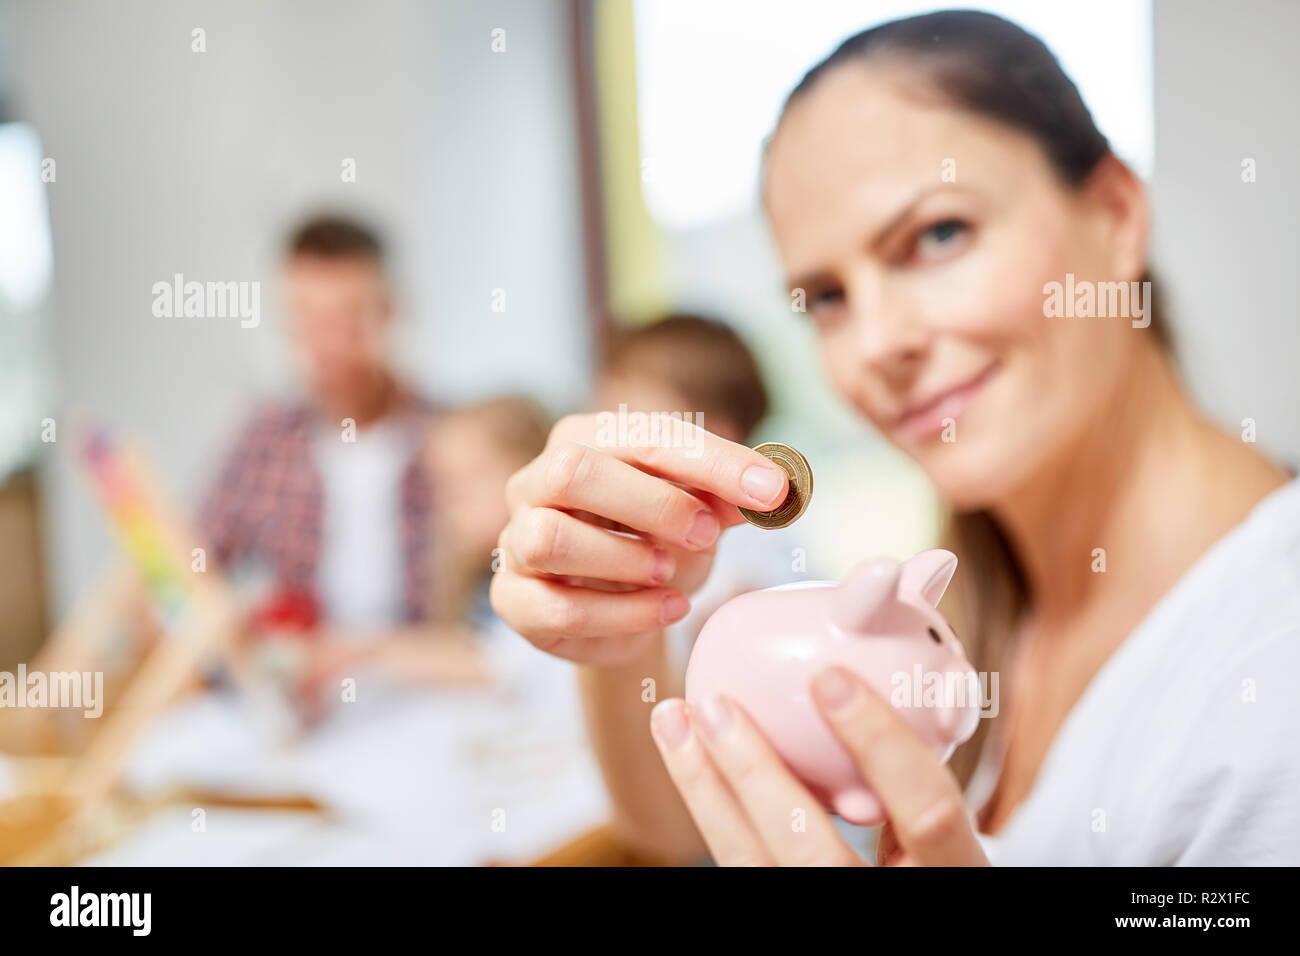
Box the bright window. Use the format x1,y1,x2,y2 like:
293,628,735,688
634,0,1154,230
0,121,55,481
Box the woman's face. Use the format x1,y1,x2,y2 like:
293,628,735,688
764,64,1145,510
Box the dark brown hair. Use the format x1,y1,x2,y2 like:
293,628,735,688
285,213,385,265
441,394,553,470
602,314,770,442
773,10,1172,787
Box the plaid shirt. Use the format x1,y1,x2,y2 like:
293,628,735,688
197,388,433,622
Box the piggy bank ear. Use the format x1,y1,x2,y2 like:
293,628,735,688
899,549,958,607
833,558,901,632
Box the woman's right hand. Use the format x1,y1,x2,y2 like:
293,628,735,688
489,413,789,666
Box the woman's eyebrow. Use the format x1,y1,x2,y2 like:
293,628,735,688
787,269,836,295
785,184,962,290
867,184,950,251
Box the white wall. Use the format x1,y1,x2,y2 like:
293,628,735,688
5,0,589,615
1151,0,1300,469
7,0,1297,617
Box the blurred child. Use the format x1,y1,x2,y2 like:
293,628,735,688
294,395,553,708
425,395,553,631
579,314,801,859
591,315,798,666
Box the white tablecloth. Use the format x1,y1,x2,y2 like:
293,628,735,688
86,632,611,866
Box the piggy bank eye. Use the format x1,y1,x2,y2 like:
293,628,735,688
927,627,942,644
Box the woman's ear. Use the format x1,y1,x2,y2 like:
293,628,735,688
1083,153,1150,283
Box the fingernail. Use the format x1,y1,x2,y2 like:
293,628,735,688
812,666,859,713
696,694,734,741
742,464,787,508
651,700,691,751
684,510,720,548
661,592,690,625
650,548,675,584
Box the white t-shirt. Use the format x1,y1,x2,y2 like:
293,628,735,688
971,478,1300,865
310,420,414,629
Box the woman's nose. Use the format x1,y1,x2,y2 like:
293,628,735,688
847,277,932,378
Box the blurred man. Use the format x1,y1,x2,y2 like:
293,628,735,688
198,215,433,635
289,395,557,708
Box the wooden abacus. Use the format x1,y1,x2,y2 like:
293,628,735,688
0,429,240,864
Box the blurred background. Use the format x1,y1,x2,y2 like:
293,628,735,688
0,0,1296,865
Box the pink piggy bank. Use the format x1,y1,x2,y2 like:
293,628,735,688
684,549,980,825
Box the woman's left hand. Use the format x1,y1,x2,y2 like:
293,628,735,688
649,665,989,866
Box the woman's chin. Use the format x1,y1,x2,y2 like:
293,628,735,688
915,441,1022,513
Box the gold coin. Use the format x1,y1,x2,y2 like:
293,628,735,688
738,442,812,529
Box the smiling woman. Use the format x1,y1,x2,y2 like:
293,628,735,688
755,11,1294,861
492,8,1300,867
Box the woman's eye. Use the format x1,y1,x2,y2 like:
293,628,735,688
912,219,970,263
803,287,846,322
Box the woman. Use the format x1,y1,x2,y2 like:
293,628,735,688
490,11,1300,865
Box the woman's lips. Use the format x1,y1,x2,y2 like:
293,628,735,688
894,364,998,441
